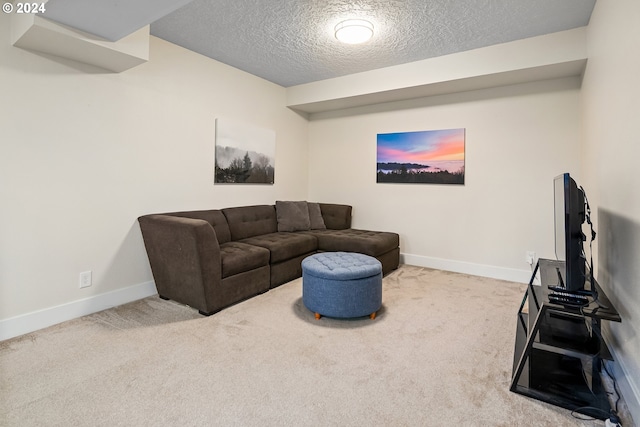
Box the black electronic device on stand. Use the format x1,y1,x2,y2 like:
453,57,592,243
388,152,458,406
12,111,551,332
511,173,621,419
553,173,588,293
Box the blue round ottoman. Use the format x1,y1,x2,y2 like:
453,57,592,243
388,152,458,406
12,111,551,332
302,252,382,320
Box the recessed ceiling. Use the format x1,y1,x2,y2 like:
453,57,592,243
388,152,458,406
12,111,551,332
40,0,596,87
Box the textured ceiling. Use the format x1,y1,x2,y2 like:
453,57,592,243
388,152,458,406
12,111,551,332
38,0,596,87
150,0,596,87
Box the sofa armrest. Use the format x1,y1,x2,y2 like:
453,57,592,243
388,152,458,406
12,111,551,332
319,203,352,230
138,214,222,314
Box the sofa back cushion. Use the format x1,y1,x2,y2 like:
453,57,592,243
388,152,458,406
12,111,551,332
319,203,352,230
223,205,277,241
275,201,311,232
165,210,231,244
307,202,327,230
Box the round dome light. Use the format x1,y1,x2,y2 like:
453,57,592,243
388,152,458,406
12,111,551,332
334,19,374,44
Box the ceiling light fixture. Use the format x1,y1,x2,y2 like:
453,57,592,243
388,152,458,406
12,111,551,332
334,19,374,44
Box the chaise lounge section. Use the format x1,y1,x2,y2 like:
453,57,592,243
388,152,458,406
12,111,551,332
138,202,399,315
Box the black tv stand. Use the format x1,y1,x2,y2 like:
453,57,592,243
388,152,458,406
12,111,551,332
510,259,621,419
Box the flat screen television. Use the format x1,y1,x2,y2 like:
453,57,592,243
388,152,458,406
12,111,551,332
553,173,586,292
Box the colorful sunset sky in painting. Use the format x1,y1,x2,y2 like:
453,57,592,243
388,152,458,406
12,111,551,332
377,128,465,164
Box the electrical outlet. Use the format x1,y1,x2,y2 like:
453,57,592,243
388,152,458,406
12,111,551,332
526,251,536,266
79,271,92,288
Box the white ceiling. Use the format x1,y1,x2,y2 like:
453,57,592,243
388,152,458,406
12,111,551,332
40,0,596,87
40,0,193,42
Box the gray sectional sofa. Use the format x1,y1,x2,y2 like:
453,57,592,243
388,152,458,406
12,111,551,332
138,202,399,315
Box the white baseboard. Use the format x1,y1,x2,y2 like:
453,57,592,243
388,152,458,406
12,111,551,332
0,281,157,341
401,253,533,284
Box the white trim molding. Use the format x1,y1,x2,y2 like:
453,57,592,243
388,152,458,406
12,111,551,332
401,253,533,284
0,281,157,341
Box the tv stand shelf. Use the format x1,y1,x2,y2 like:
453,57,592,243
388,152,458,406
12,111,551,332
510,258,621,419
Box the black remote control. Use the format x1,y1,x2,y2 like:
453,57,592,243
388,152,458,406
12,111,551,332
547,285,593,296
548,292,589,306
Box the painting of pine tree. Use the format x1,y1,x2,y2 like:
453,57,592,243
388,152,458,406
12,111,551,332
215,118,275,184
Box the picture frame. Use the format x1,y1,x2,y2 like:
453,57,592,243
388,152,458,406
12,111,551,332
377,128,465,185
214,118,276,184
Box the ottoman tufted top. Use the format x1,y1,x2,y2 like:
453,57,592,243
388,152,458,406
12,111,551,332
301,252,382,280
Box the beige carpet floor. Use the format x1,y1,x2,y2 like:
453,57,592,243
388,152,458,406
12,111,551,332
0,265,631,426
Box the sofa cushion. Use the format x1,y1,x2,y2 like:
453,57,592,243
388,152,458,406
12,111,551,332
219,242,270,278
165,210,231,244
275,201,310,232
307,202,326,230
241,232,318,263
319,203,352,230
308,229,399,257
223,205,277,240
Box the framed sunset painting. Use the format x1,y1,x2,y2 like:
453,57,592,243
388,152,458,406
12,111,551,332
376,128,465,184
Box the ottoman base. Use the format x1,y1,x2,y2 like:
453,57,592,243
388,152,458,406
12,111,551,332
314,311,377,320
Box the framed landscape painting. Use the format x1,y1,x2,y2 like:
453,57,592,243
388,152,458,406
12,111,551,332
214,118,276,184
376,128,465,184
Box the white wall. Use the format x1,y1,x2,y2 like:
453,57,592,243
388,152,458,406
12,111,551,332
582,0,640,418
0,12,309,336
307,78,582,282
